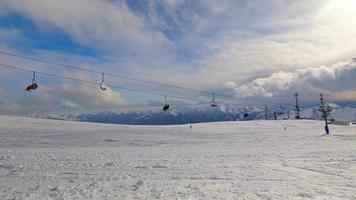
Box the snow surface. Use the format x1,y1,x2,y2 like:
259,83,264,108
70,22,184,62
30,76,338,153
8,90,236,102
0,115,355,200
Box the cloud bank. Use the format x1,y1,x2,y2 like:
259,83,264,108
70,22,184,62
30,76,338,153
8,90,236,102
231,58,356,99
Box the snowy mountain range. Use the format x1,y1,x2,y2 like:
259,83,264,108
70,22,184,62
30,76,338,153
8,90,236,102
75,105,263,125
28,101,356,125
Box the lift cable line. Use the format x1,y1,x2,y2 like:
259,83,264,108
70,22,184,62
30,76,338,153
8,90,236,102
0,51,270,105
0,63,255,106
0,50,247,101
2,63,314,120
0,63,200,102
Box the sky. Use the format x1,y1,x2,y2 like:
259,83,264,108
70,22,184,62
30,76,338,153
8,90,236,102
0,0,356,115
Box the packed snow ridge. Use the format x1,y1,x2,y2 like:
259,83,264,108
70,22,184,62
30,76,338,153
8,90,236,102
0,115,355,199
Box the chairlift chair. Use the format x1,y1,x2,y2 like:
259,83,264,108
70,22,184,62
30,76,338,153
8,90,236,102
99,73,107,91
25,71,38,92
210,93,217,107
243,113,249,119
163,95,170,111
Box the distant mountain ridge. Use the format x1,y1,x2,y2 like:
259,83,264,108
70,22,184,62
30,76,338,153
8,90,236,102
76,105,264,125
29,101,356,125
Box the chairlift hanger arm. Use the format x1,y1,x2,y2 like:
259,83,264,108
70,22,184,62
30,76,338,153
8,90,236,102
32,71,36,83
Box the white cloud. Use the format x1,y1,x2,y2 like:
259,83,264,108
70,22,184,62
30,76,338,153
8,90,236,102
233,58,356,98
59,83,125,109
117,0,356,92
192,0,356,87
3,0,356,90
223,81,236,89
0,0,168,52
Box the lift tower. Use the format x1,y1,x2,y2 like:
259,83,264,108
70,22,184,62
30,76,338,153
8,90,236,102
294,93,300,119
319,93,332,134
264,104,268,120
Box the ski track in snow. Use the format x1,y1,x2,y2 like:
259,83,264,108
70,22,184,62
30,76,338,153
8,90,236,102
0,115,355,200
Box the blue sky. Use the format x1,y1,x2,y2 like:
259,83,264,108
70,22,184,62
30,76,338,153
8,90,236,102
0,0,356,114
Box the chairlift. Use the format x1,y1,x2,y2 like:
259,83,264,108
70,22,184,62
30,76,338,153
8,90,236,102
25,71,38,92
163,95,170,111
319,105,333,113
210,93,217,107
243,113,249,119
99,73,107,91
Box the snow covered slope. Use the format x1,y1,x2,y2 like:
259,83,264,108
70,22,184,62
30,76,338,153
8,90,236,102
0,115,355,199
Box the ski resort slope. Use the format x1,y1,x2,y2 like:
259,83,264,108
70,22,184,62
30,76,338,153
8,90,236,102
0,116,355,200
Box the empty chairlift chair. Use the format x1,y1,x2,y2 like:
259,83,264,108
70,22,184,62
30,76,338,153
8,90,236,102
210,93,217,107
99,73,107,91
